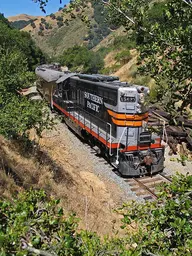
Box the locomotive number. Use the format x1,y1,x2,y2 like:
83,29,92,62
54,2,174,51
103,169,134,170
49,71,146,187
120,95,136,102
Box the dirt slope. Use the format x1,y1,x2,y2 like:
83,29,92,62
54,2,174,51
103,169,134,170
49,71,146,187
113,51,138,81
0,120,128,236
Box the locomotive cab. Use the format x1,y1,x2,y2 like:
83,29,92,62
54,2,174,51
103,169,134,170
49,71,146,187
114,85,164,176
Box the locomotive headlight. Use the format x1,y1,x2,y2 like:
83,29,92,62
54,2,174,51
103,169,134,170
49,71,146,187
136,103,141,113
139,93,145,104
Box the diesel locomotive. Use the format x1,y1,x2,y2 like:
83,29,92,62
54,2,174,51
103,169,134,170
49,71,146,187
36,65,164,177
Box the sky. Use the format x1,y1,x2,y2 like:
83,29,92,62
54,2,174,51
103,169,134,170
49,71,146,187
0,0,70,18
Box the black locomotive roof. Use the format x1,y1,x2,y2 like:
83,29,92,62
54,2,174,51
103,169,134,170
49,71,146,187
77,74,119,82
35,66,145,90
71,74,134,90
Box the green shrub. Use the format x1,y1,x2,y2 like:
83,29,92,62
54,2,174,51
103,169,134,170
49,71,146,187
115,49,131,64
97,47,111,58
59,45,104,73
50,13,56,20
56,16,63,22
0,190,81,255
101,64,121,75
1,175,191,255
113,35,136,49
57,21,64,28
119,174,192,255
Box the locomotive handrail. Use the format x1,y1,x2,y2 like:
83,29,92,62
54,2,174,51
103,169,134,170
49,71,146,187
90,115,92,132
116,127,127,165
72,104,112,152
107,122,112,156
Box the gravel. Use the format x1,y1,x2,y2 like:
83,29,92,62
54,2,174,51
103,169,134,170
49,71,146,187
56,120,143,203
164,145,192,176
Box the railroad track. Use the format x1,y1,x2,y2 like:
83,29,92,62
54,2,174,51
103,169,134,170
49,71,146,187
85,144,173,201
124,172,172,201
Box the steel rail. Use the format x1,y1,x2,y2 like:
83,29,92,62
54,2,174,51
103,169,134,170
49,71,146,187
159,173,172,183
133,178,158,200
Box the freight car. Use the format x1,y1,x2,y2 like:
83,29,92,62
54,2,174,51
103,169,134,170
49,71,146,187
36,65,164,177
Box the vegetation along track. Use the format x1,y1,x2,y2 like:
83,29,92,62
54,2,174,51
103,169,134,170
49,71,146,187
124,173,172,201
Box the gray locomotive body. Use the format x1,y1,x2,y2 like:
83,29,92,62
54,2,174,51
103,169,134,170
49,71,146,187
36,67,164,177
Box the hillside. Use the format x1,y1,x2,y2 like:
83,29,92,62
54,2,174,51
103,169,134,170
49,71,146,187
91,25,158,90
19,8,88,55
8,14,39,22
7,2,112,56
8,14,41,30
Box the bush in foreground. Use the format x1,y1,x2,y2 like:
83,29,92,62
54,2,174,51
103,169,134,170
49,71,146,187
0,174,191,255
119,174,192,255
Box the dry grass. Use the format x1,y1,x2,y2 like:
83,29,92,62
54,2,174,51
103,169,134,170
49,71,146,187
0,128,126,236
93,27,126,52
0,135,74,203
0,168,21,201
8,14,40,22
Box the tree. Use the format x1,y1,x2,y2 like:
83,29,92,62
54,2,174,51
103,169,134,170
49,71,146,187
41,17,46,24
100,0,192,118
50,13,56,19
59,45,104,73
0,15,52,139
31,21,36,29
45,22,51,29
57,20,64,27
0,12,10,27
45,0,191,119
0,19,45,71
56,15,63,21
0,48,51,138
39,22,44,30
